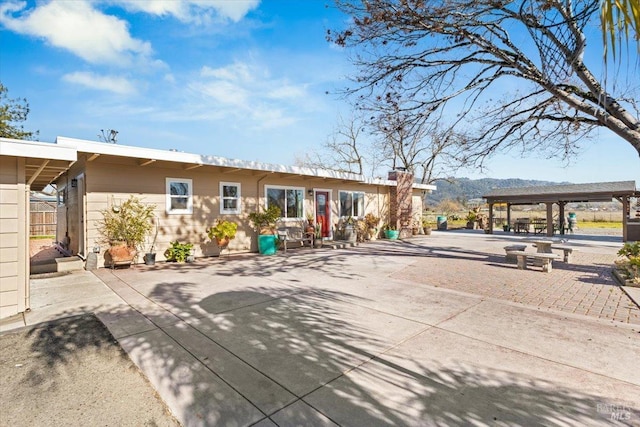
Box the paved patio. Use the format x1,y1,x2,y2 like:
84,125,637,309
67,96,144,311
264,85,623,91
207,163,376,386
10,231,640,425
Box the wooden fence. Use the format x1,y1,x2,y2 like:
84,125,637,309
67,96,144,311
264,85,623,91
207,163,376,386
30,200,57,236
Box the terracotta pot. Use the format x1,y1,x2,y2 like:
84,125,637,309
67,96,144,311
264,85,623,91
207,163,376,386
107,244,136,266
216,237,230,249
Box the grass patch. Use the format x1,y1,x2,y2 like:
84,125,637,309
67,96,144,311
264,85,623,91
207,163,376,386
577,221,622,229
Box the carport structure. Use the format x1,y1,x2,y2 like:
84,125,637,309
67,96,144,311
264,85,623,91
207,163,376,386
483,181,640,241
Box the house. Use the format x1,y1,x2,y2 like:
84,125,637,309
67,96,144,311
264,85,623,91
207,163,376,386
0,136,435,319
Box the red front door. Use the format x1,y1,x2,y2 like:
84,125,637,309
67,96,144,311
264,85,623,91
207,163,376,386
315,191,330,237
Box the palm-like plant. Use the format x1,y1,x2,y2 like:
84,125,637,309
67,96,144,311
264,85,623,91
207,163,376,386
601,0,639,59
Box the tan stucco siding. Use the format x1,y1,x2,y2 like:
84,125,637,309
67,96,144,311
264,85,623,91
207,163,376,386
0,156,28,319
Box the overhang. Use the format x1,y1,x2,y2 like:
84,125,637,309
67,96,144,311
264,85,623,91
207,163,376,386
483,181,639,205
56,136,437,191
0,138,77,191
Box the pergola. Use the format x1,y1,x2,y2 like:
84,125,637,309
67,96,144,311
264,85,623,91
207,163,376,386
483,181,640,241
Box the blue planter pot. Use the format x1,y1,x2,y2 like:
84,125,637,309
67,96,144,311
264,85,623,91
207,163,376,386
258,234,278,255
384,230,399,240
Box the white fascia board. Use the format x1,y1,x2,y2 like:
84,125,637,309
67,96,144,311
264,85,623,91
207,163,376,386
56,136,364,181
0,137,77,161
413,183,437,191
365,177,437,191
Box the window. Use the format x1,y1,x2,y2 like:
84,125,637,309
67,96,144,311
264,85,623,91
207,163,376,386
220,182,241,214
57,187,66,207
166,178,192,214
266,185,304,218
339,191,364,217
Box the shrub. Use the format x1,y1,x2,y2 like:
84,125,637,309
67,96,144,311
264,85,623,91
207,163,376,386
164,241,193,263
364,213,380,230
207,220,238,241
248,205,281,234
98,196,155,251
618,242,640,258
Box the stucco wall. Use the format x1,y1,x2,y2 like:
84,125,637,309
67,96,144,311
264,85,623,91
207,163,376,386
0,156,28,319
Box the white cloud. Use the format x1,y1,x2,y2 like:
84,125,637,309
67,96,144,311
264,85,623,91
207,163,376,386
200,63,258,83
186,61,309,129
63,71,136,95
0,0,152,66
113,0,260,23
267,84,307,100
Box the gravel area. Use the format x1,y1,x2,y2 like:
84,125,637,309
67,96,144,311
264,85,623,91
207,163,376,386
0,314,179,426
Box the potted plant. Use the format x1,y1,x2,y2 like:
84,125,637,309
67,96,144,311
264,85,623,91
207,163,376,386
383,223,399,240
364,213,380,240
465,211,477,229
164,241,194,263
248,205,281,255
98,196,155,267
207,219,238,250
411,216,421,235
305,213,316,234
313,223,323,248
343,216,357,242
144,216,159,265
421,217,434,235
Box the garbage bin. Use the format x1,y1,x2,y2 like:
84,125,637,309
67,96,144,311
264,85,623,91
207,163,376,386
568,212,577,232
437,215,447,231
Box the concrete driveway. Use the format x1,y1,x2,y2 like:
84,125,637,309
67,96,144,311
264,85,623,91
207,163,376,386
19,231,640,425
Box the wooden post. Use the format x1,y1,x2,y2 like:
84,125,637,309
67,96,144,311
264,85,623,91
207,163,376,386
622,196,629,242
487,203,494,234
546,202,554,237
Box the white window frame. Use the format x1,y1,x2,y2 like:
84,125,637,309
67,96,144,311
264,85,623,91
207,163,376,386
220,181,241,215
339,190,365,218
265,185,305,219
166,178,193,215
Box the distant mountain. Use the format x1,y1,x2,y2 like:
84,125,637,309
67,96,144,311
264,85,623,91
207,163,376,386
426,178,567,205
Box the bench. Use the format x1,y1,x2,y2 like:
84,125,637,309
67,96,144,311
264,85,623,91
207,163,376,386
552,245,576,263
277,226,314,253
504,245,527,262
506,251,560,273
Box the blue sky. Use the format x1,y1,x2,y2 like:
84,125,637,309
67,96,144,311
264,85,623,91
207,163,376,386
1,0,638,184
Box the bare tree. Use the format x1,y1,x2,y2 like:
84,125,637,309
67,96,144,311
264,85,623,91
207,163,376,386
98,129,118,144
366,96,464,183
295,115,369,175
330,0,640,166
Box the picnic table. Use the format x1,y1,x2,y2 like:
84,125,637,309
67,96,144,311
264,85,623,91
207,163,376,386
513,218,530,234
531,219,547,234
528,239,555,254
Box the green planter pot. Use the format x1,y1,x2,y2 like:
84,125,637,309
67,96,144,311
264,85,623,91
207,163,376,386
258,234,278,255
384,230,399,240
